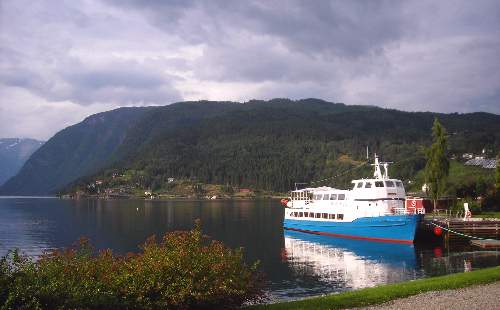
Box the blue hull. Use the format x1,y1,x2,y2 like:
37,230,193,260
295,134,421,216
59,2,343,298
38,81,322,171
283,214,423,243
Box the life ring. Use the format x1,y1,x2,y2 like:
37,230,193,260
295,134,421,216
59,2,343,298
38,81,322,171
411,200,416,207
280,198,289,206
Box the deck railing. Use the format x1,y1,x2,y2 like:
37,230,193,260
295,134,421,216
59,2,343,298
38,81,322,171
390,207,425,215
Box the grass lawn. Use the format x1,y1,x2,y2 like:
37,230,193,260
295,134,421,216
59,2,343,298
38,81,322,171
253,266,500,310
474,212,500,219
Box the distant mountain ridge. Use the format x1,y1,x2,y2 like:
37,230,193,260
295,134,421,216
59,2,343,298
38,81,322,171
0,108,152,195
1,98,499,195
0,138,44,186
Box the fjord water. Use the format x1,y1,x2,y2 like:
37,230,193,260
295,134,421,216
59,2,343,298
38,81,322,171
1,197,499,302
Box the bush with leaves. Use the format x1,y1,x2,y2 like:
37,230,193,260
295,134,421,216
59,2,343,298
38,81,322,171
0,221,263,309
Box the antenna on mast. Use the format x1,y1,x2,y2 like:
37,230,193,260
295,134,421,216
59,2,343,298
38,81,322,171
372,153,383,179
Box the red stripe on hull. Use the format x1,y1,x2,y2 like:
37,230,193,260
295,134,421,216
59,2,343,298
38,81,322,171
284,227,414,244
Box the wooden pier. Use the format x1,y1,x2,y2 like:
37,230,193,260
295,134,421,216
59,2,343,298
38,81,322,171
471,239,500,249
425,217,500,242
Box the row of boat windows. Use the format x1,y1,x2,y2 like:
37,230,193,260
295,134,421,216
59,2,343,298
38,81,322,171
354,180,403,189
313,193,346,201
290,211,344,220
290,192,312,200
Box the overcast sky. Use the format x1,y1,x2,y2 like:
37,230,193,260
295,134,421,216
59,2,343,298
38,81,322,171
1,0,499,140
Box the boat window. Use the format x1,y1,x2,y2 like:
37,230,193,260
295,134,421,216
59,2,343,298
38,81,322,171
304,212,308,217
385,181,395,187
323,194,330,200
365,182,372,188
309,212,314,217
396,181,403,188
329,214,335,219
330,194,337,200
322,213,328,219
299,212,303,217
337,214,344,220
314,194,323,200
357,182,364,188
375,181,384,187
338,194,345,200
315,213,321,218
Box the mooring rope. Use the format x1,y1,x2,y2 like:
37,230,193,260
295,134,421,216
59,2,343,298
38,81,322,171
429,221,498,241
308,155,419,187
309,161,369,186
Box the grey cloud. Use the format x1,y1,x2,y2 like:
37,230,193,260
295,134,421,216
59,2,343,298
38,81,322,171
1,0,500,142
0,53,181,105
65,78,180,104
60,63,181,104
0,0,182,106
228,1,411,57
110,0,412,58
66,70,164,90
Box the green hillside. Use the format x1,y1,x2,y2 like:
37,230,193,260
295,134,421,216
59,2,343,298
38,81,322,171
1,99,499,195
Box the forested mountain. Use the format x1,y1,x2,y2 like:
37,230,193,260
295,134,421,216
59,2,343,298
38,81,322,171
1,98,499,195
0,138,44,186
0,108,152,195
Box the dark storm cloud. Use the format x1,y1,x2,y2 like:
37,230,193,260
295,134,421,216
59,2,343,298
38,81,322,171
111,0,411,57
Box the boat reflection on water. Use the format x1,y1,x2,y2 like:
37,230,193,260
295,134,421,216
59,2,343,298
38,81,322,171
283,230,418,291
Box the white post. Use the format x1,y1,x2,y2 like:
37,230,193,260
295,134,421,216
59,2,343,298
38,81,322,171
463,202,471,221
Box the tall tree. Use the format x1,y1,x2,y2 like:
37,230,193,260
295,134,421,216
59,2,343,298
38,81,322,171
425,118,450,211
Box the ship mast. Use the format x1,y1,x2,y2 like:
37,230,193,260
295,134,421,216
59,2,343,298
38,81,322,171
372,154,392,179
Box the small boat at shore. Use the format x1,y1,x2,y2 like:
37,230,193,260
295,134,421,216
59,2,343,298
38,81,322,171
281,155,425,244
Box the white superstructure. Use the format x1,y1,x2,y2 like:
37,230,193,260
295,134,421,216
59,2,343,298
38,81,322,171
283,155,423,223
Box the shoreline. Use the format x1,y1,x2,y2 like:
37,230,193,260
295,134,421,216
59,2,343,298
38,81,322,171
254,266,500,309
58,196,284,201
0,194,284,201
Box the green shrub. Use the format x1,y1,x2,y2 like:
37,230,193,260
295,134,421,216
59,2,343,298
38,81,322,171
0,221,263,309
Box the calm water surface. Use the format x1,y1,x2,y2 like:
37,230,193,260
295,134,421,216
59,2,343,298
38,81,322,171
1,197,499,302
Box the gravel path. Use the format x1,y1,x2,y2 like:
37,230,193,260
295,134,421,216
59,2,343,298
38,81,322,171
356,282,500,310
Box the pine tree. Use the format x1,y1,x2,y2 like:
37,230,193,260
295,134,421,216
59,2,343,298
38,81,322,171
425,118,450,212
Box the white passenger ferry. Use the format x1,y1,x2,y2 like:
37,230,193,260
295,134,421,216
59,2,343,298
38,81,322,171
281,155,424,243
